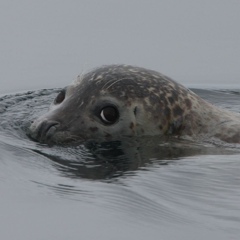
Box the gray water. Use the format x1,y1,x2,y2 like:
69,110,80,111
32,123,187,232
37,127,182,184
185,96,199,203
1,0,240,95
0,88,240,240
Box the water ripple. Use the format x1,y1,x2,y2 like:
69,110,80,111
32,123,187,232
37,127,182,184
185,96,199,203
0,89,240,236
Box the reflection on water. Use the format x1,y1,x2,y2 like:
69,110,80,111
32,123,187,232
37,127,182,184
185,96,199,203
29,137,238,181
0,88,240,239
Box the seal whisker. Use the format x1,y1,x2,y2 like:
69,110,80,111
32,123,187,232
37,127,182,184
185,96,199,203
65,135,80,141
102,77,130,91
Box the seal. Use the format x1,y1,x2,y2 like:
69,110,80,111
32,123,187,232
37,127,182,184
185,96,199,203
29,65,240,144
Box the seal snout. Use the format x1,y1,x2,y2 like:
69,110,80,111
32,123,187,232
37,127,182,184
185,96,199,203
32,119,60,143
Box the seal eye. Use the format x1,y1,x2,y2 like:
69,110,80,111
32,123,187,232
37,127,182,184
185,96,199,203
100,106,119,125
54,90,65,104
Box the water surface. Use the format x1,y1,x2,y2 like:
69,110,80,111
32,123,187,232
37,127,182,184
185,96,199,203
0,88,240,240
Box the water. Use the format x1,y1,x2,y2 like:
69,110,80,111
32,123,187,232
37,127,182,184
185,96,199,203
0,88,240,239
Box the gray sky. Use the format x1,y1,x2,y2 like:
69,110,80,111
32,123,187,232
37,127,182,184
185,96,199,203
0,0,240,93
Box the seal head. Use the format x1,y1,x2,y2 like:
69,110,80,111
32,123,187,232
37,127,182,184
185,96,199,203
29,65,240,144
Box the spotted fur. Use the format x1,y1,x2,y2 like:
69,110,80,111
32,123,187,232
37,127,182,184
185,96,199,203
29,65,240,144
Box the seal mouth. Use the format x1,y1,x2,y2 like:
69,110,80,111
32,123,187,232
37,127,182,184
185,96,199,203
29,119,87,145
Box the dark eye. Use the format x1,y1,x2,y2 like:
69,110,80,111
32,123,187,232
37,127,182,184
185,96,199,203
54,90,65,104
100,106,119,125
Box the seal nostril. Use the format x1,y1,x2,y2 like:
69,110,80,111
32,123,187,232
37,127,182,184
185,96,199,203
37,120,60,142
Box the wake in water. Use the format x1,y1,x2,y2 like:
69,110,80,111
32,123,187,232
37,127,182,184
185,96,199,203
0,88,240,239
0,88,239,181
